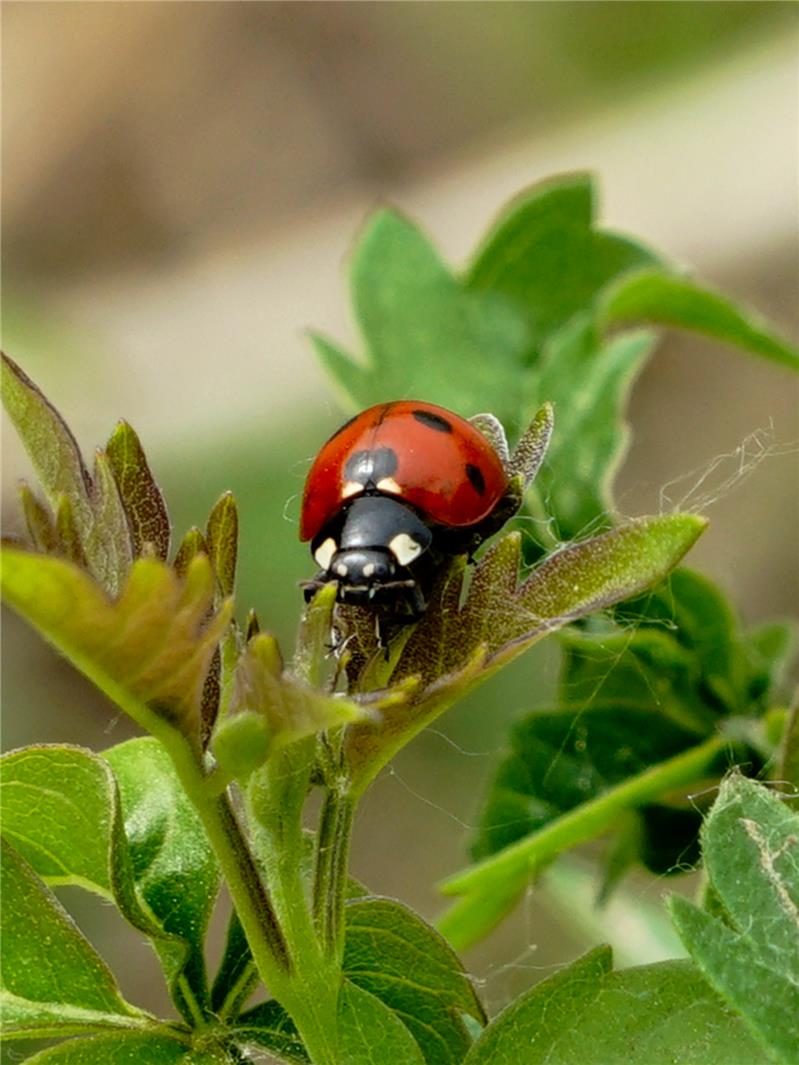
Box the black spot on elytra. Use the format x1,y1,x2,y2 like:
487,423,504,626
344,447,398,486
412,409,453,433
465,463,486,495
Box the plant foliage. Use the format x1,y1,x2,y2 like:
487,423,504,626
1,174,797,1062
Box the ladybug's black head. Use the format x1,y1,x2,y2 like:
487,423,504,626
310,495,432,605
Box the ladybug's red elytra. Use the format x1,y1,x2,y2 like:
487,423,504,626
300,400,519,639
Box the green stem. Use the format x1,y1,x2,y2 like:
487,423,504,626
247,740,342,1065
314,786,356,961
178,734,341,1064
436,879,528,952
439,732,731,900
160,732,291,981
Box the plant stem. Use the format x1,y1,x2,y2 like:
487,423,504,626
313,785,356,961
178,735,342,1064
439,732,731,900
246,739,342,1065
160,731,291,981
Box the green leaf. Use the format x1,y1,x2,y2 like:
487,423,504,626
557,625,714,733
615,568,747,714
0,746,145,912
18,482,59,554
2,353,143,596
173,527,208,576
670,774,799,1063
467,173,660,352
337,980,426,1065
505,402,553,487
470,705,708,866
229,631,372,748
0,548,231,742
403,515,707,689
744,619,796,707
104,738,221,1022
24,1033,194,1064
310,209,530,425
85,448,134,597
670,899,798,1065
439,732,728,916
205,491,238,599
233,1000,310,1064
0,838,145,1039
344,897,485,1065
530,317,655,548
346,514,706,790
55,494,87,567
1,352,93,539
0,741,220,1026
105,420,171,560
228,895,482,1064
598,268,799,372
463,945,770,1064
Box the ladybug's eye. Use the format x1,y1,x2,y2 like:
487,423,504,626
388,533,424,566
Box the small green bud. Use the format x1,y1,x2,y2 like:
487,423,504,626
212,710,271,782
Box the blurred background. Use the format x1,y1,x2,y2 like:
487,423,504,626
3,0,798,1037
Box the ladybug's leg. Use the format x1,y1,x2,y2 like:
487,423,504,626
373,578,427,655
407,580,427,620
300,574,332,604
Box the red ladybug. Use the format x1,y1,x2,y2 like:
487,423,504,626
300,400,517,631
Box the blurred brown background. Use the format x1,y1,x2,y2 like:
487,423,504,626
2,0,798,1034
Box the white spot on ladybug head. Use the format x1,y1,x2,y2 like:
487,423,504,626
314,537,337,572
342,482,363,499
362,562,376,578
335,562,349,577
388,532,424,567
376,476,402,495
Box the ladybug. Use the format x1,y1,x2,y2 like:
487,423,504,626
300,400,518,637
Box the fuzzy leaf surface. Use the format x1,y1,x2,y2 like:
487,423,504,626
346,514,706,789
104,738,220,1019
24,1034,198,1064
1,353,141,595
0,741,219,1025
233,1000,310,1064
0,839,144,1039
0,548,231,742
463,946,769,1064
1,352,93,535
670,774,799,1063
205,491,238,599
230,631,373,749
0,745,136,897
337,980,426,1065
344,897,485,1065
105,420,171,560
